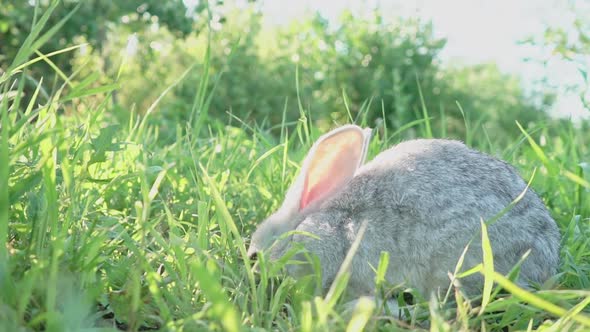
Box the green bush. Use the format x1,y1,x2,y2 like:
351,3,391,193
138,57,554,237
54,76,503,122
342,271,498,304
1,1,554,145
111,8,551,144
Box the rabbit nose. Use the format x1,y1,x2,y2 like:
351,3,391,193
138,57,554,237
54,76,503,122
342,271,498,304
249,251,258,261
247,251,261,282
246,244,258,263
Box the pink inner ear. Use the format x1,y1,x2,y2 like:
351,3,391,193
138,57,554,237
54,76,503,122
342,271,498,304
299,167,352,209
299,131,363,210
299,170,335,209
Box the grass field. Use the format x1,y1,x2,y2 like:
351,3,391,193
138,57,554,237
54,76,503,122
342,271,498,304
1,7,590,332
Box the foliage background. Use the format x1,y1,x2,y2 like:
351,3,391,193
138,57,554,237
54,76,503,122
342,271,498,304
0,0,558,142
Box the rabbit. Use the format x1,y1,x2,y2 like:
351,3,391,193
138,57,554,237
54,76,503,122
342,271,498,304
247,124,560,308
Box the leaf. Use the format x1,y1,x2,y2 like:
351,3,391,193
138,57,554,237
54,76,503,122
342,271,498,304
492,272,590,327
9,171,43,205
374,251,389,288
190,257,240,332
516,121,558,175
89,124,123,165
479,219,494,315
62,82,120,102
346,297,375,332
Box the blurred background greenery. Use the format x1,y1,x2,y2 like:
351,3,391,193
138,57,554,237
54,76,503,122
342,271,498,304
1,0,588,144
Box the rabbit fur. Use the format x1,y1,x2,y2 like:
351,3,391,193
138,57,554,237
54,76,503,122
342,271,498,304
247,125,560,302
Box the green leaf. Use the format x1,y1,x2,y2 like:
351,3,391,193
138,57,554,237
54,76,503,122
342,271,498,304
492,272,590,327
516,121,558,175
89,124,123,165
62,82,120,102
479,219,494,315
190,257,241,332
346,297,375,332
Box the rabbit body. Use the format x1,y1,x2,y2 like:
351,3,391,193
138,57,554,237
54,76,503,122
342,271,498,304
248,126,560,300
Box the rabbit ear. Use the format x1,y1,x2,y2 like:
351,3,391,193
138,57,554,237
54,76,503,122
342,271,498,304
280,125,372,214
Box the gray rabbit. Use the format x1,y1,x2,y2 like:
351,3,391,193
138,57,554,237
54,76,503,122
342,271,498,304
247,125,560,307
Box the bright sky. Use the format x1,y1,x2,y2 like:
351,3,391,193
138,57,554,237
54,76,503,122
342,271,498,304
189,0,590,120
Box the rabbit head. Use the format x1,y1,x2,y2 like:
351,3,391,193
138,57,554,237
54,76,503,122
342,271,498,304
247,125,372,260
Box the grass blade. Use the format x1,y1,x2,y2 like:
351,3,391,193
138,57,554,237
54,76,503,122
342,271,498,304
492,272,590,327
479,219,494,315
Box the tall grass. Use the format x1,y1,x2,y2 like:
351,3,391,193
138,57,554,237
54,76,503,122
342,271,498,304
1,4,589,332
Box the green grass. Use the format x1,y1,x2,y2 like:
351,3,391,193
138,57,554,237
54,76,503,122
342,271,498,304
1,6,590,332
